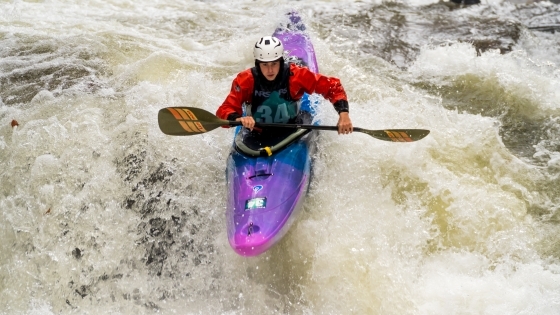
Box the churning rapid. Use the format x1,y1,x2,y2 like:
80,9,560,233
1,0,560,314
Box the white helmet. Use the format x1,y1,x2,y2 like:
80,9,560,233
253,36,284,62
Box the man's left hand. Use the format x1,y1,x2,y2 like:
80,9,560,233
337,112,353,135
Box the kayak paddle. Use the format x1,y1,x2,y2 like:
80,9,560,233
157,107,430,142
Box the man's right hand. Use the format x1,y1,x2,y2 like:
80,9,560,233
236,116,255,131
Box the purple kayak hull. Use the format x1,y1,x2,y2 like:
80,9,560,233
226,139,315,256
225,12,319,256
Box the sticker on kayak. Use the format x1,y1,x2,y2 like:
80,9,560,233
245,197,267,210
252,185,263,193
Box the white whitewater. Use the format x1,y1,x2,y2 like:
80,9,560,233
1,0,560,314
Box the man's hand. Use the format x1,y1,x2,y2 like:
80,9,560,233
236,116,256,130
337,112,353,135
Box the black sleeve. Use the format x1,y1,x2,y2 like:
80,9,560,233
333,100,349,114
227,112,241,121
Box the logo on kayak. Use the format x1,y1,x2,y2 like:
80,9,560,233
253,185,263,193
245,197,267,210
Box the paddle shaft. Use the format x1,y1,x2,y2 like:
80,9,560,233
227,120,359,132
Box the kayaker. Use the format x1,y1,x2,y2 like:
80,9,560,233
216,36,353,135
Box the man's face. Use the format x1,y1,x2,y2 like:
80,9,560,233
259,60,281,81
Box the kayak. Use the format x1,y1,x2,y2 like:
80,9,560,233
154,11,430,257
225,11,319,256
155,18,430,258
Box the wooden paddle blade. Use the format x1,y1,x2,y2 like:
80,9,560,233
357,128,430,142
158,107,231,136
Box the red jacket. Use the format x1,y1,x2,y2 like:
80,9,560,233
216,63,348,121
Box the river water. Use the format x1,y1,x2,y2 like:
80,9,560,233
1,0,560,314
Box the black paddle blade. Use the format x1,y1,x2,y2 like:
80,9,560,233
357,128,430,142
158,107,230,136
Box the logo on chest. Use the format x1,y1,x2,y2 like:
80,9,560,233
254,88,288,98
